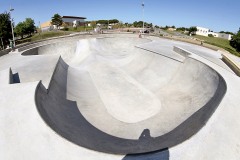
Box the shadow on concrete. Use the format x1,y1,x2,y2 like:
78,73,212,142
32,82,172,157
35,57,227,154
12,73,20,83
122,148,169,160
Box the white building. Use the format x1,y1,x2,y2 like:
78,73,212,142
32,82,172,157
217,33,233,40
194,26,233,40
195,26,210,36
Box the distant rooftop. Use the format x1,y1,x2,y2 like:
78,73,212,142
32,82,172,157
62,16,86,19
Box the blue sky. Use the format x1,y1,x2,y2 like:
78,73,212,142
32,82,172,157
1,0,239,32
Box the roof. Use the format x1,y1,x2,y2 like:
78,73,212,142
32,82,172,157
62,16,86,19
40,21,52,28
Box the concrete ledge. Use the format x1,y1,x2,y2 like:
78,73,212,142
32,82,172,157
222,54,240,76
173,46,191,57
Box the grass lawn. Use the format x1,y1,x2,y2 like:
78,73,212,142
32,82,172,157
67,26,93,32
16,31,73,45
31,31,68,41
193,35,240,57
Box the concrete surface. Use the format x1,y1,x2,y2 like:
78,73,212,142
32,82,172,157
0,33,240,159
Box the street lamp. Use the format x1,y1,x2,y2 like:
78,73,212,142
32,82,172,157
9,6,15,47
142,1,145,34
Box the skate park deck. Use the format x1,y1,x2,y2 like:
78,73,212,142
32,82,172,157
0,34,240,159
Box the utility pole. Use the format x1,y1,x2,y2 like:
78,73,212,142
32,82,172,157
39,21,41,34
142,1,145,34
0,37,3,50
9,6,15,47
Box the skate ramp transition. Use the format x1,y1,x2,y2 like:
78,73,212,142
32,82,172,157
32,37,226,154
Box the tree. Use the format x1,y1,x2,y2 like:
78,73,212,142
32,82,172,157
188,27,197,35
220,31,234,35
96,20,108,24
15,18,35,39
90,21,96,28
161,25,170,30
133,21,138,27
51,14,63,29
118,21,123,29
148,23,153,28
109,19,119,24
24,18,35,35
95,19,119,25
230,28,240,52
176,27,186,32
0,12,12,47
15,22,25,39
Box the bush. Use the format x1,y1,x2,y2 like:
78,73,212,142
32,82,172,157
61,27,69,31
208,34,214,37
230,29,240,52
189,26,197,35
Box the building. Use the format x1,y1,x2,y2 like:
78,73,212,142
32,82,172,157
167,28,176,31
195,26,210,36
62,16,86,27
40,16,86,31
40,21,56,32
194,26,233,40
217,33,233,40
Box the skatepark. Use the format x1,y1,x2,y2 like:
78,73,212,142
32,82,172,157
1,33,240,159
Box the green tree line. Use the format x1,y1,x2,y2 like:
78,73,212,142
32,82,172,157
132,21,152,28
15,18,35,39
96,19,119,25
230,28,240,52
0,12,12,48
0,11,36,49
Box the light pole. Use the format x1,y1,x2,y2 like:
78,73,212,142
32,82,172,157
0,37,3,50
9,6,15,47
142,1,145,34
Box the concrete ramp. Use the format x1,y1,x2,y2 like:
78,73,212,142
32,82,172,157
35,52,226,154
3,34,238,159
0,68,13,86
